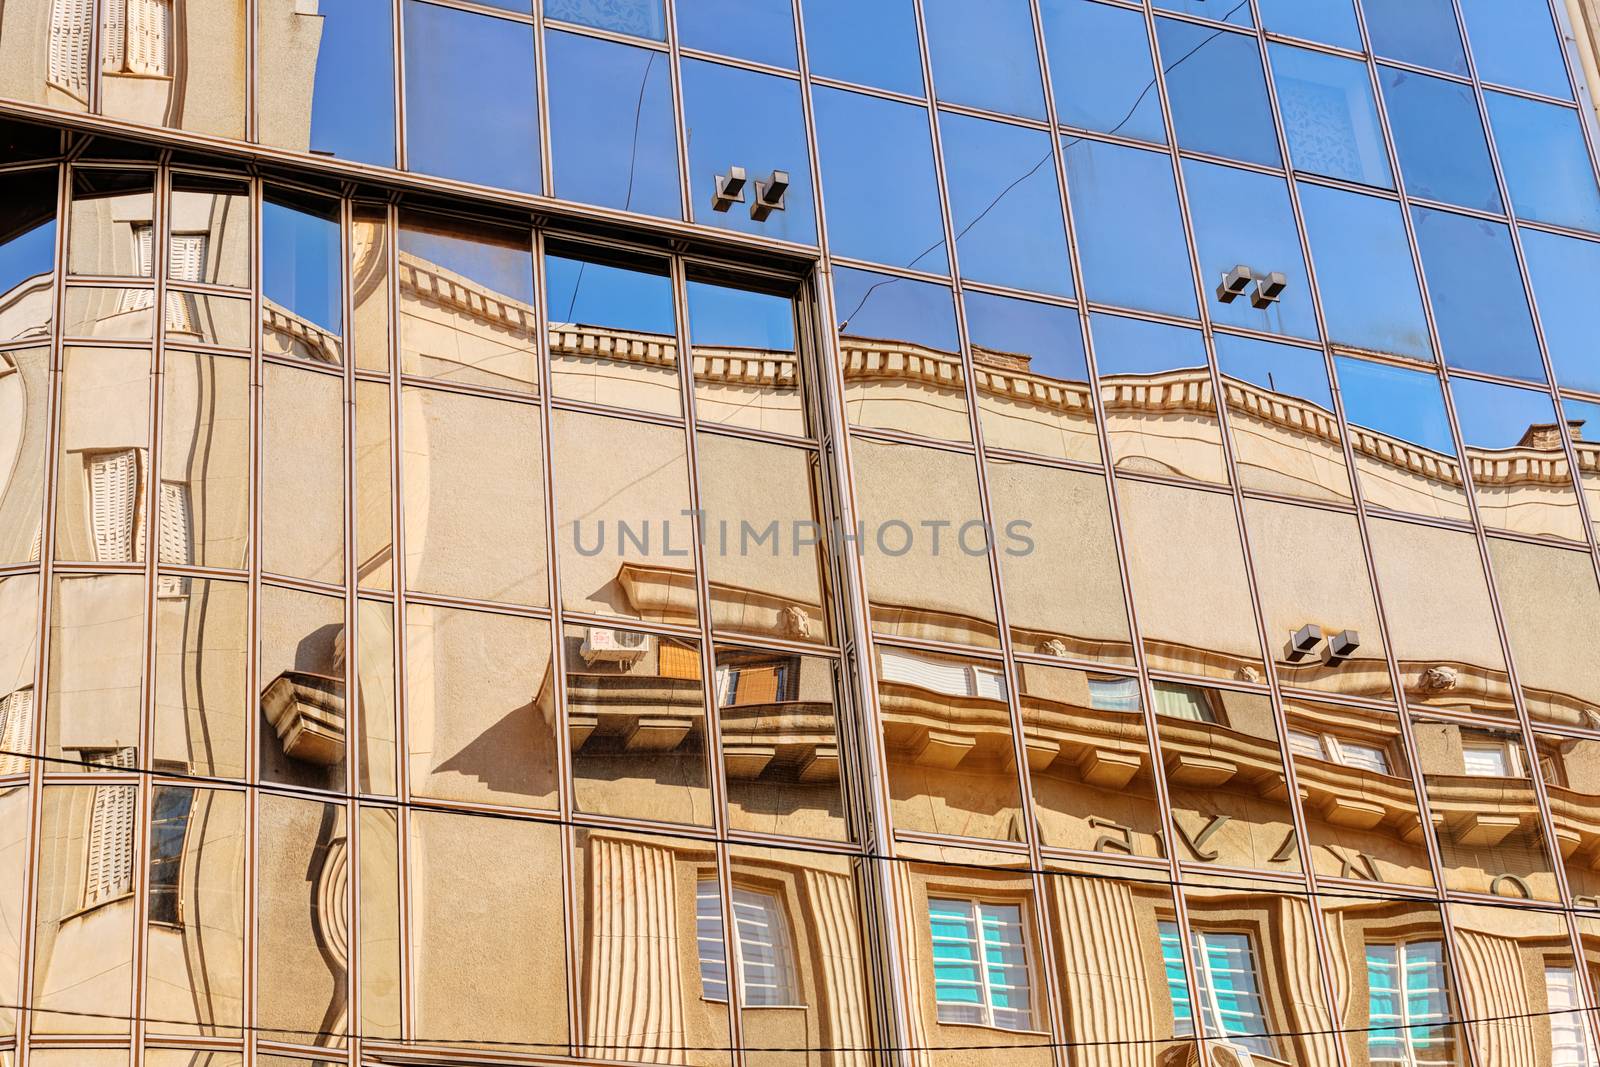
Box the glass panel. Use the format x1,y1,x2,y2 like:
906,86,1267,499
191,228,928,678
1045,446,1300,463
801,0,922,95
0,575,39,774
876,642,1023,841
1366,518,1510,716
68,168,155,278
1335,355,1468,521
354,380,392,590
1411,714,1559,900
358,805,400,1038
400,386,547,606
681,59,815,244
351,204,390,373
1093,314,1225,485
398,210,538,392
161,351,248,570
989,461,1131,665
546,0,665,39
677,0,794,68
410,808,566,1052
688,274,801,436
256,793,347,1046
63,286,151,341
1380,68,1500,213
262,364,343,584
718,648,848,841
1548,739,1600,907
938,113,1071,298
100,0,247,139
1361,0,1468,75
258,0,396,166
1323,896,1462,1064
967,291,1095,463
168,174,249,290
1486,92,1600,232
47,575,143,769
144,786,245,1037
547,30,680,219
55,346,151,565
1120,482,1265,681
1489,539,1600,731
1216,334,1350,503
1565,396,1600,545
1271,44,1392,188
402,0,540,193
1413,207,1544,382
1064,140,1196,318
405,602,557,809
258,584,346,790
169,294,251,348
0,169,58,341
1451,376,1585,541
1460,0,1572,98
834,266,967,442
1184,160,1317,340
1257,0,1361,49
355,599,396,796
0,346,48,564
1154,685,1299,874
552,409,696,624
1452,904,1583,1059
1155,18,1280,167
813,87,945,270
152,578,248,779
262,189,343,363
0,782,27,1038
923,0,1045,119
851,439,999,648
1021,662,1159,855
568,622,711,825
546,243,677,414
1041,0,1164,144
1523,228,1600,395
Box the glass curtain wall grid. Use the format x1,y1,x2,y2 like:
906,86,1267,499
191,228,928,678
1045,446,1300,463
2,0,1600,1066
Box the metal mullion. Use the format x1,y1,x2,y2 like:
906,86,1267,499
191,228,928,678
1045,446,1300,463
660,0,693,228
841,425,976,459
806,73,926,109
675,46,801,83
243,171,264,1067
825,254,949,286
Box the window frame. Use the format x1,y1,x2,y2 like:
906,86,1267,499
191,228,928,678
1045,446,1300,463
927,893,1038,1033
1365,938,1456,1067
695,876,804,1009
1158,919,1274,1058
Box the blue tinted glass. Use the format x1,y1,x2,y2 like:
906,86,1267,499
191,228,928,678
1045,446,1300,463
1156,18,1280,167
1486,93,1600,232
682,59,815,244
1380,67,1500,213
1336,356,1457,455
545,0,665,39
1065,139,1195,318
263,195,342,335
922,0,1046,119
687,281,794,349
401,215,535,305
1257,0,1361,49
1413,207,1544,382
1298,183,1431,362
265,0,396,167
1153,0,1252,26
1521,227,1600,393
1040,0,1164,144
814,87,945,270
1361,0,1467,75
800,0,923,96
833,267,958,353
964,291,1086,382
939,113,1071,297
1451,376,1560,450
1563,397,1600,448
464,0,528,10
403,2,539,193
1215,334,1334,409
1183,160,1318,340
676,0,796,69
1271,44,1391,188
546,253,675,335
1460,0,1571,98
1091,313,1207,375
547,32,679,219
0,170,55,309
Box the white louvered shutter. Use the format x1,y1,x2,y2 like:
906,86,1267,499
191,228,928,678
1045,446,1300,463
85,752,136,905
125,0,170,75
156,481,191,597
0,689,33,776
88,449,140,562
119,224,157,314
48,0,94,98
165,233,206,332
101,0,127,71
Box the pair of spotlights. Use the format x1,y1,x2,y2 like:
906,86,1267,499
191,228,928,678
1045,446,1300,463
1286,623,1360,666
1217,264,1287,309
712,166,789,221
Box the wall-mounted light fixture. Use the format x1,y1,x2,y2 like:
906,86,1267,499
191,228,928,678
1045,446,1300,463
1217,264,1253,303
1285,623,1323,663
712,166,747,212
1324,629,1361,666
1251,271,1287,309
750,170,789,221
1216,264,1288,307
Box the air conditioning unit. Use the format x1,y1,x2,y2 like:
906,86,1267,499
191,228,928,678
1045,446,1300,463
580,627,649,666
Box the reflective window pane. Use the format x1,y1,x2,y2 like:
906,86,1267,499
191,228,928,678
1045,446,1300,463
834,266,967,442
169,173,250,291
1216,334,1350,503
48,574,144,767
1380,67,1500,213
258,585,346,790
262,190,343,361
1336,355,1468,521
1413,207,1543,382
939,113,1071,297
357,600,397,795
1257,0,1361,49
0,347,48,565
258,0,396,166
1451,376,1585,541
547,243,677,414
1041,0,1164,144
800,0,922,95
1153,0,1251,24
0,780,28,1037
0,168,58,341
1565,396,1600,545
923,0,1045,118
257,794,347,1043
162,352,248,571
355,380,392,591
688,274,803,437
101,0,248,139
262,364,344,583
1459,0,1572,98
1522,227,1600,394
1064,140,1196,318
814,87,945,270
357,805,400,1033
1271,44,1391,188
153,578,248,779
1485,92,1600,232
1299,183,1430,362
54,346,151,564
1094,314,1224,485
403,1,540,193
967,291,1095,463
352,203,390,373
677,0,795,68
682,59,815,243
68,168,155,278
1489,539,1600,730
1156,18,1280,167
545,0,665,39
1361,0,1468,75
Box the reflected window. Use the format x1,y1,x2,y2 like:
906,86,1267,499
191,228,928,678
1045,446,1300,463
1040,0,1164,144
677,0,795,68
1460,0,1571,98
0,169,58,341
800,0,922,95
1271,44,1391,188
547,31,679,219
259,0,396,166
546,243,676,414
1361,0,1467,75
1366,940,1456,1064
1257,0,1361,49
1159,922,1272,1057
1380,68,1500,213
923,0,1044,118
403,1,539,193
1461,740,1516,778
929,898,1032,1031
1064,140,1195,318
1156,18,1279,167
1522,228,1600,394
1287,729,1390,773
1413,207,1543,382
1152,683,1216,723
814,87,944,269
1486,93,1600,233
545,0,664,39
1086,675,1140,711
262,190,342,361
939,113,1071,297
146,784,192,924
1546,966,1598,1067
695,879,799,1006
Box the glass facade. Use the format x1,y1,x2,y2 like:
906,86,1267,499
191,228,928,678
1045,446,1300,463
0,1,1599,1065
